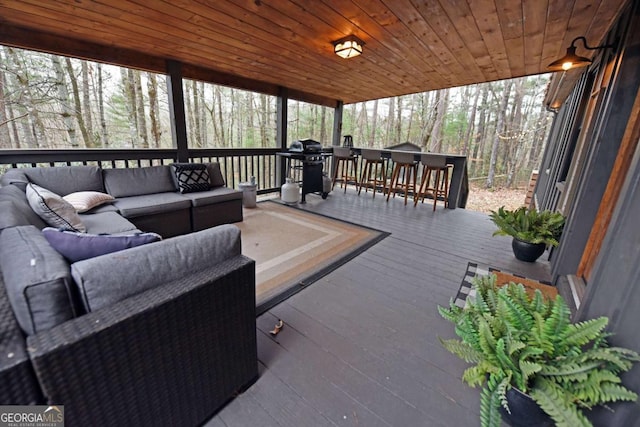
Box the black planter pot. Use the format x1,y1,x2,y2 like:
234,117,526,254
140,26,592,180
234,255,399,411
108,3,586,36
511,238,546,262
499,387,554,427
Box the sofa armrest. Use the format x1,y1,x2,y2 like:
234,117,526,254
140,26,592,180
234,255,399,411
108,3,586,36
27,255,257,426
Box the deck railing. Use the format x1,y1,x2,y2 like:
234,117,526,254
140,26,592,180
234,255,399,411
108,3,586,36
0,148,283,194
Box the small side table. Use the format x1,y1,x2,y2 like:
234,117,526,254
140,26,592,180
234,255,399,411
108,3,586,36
238,182,257,208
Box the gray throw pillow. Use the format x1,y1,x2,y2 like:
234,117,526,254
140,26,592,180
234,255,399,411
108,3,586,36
26,183,86,232
42,227,162,262
171,163,211,193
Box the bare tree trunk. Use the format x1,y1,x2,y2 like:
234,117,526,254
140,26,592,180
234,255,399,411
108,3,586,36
259,93,268,147
0,50,20,148
506,78,525,187
369,99,378,146
463,85,480,155
8,47,47,148
420,92,435,149
0,61,13,148
97,64,109,147
395,96,402,143
187,80,199,148
133,71,148,148
147,73,160,148
386,97,395,145
51,57,77,147
486,82,512,188
430,89,447,152
405,94,415,141
471,87,489,176
121,69,138,147
65,58,91,147
81,61,94,146
320,105,326,144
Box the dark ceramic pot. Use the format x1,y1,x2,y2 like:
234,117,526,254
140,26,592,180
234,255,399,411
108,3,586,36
499,387,554,427
511,238,546,262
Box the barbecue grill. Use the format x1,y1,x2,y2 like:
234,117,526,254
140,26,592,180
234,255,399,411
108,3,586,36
277,139,331,203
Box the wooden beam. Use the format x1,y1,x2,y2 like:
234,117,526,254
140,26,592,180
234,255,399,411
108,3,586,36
277,87,289,187
0,24,341,108
166,61,189,163
332,101,344,147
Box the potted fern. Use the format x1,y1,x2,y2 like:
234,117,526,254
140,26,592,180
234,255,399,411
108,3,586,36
439,274,639,427
489,206,565,262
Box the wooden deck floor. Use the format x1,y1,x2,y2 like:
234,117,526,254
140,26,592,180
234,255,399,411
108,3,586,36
206,188,551,427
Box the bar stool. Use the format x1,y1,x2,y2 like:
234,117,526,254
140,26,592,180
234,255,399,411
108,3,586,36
386,151,418,206
414,154,449,210
331,146,358,193
358,149,386,198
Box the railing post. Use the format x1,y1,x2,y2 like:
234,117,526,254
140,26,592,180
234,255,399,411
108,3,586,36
166,60,189,163
330,100,344,177
276,87,289,187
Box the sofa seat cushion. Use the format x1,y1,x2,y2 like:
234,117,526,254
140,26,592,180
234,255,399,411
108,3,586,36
112,193,192,218
103,166,177,198
0,226,79,335
1,165,104,195
179,187,243,207
72,224,242,312
78,211,139,235
42,228,162,263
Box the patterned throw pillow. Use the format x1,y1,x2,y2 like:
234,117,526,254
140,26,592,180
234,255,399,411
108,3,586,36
171,163,211,193
42,227,162,262
26,183,86,232
63,191,115,213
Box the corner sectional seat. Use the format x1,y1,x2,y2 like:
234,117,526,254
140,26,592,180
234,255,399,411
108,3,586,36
0,164,257,426
1,163,243,237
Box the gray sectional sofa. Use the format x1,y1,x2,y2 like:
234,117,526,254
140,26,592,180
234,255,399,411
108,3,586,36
0,164,257,426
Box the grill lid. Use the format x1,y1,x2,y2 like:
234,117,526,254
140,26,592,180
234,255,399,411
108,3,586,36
289,138,322,153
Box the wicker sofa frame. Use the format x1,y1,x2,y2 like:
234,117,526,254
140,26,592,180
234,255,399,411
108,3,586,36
1,256,257,425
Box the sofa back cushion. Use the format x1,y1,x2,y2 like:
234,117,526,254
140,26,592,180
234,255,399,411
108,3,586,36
103,166,177,198
205,162,226,187
1,166,104,196
72,224,241,312
0,185,47,230
0,226,80,335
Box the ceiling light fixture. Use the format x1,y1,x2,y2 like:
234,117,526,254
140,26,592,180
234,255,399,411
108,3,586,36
333,35,364,59
547,36,616,72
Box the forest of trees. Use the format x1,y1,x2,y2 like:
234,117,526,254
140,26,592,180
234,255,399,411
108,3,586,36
0,45,552,188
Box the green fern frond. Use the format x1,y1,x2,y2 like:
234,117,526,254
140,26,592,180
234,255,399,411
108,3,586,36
531,378,591,427
438,303,463,323
596,383,638,403
439,338,482,363
519,361,542,389
462,365,488,388
563,317,608,347
540,361,603,377
498,290,534,331
480,376,503,427
580,347,634,371
496,375,511,414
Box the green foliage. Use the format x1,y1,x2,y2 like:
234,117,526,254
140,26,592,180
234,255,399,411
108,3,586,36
438,274,639,427
489,206,565,246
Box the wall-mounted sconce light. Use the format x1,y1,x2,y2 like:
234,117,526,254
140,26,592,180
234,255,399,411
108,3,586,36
547,36,616,72
333,35,364,59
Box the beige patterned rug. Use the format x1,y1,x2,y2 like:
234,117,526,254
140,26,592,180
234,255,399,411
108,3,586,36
235,201,387,313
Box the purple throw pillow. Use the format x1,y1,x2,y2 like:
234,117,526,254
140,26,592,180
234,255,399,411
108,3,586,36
42,227,162,263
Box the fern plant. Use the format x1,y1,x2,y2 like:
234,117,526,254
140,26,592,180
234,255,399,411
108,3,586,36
489,206,565,246
439,274,639,427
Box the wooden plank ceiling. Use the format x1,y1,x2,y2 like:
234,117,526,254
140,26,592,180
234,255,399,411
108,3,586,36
0,0,627,106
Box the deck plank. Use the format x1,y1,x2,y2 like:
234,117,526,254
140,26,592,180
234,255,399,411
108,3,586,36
209,188,550,426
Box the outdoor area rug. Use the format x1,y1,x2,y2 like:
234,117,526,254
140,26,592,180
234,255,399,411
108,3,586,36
236,201,388,313
453,262,557,308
